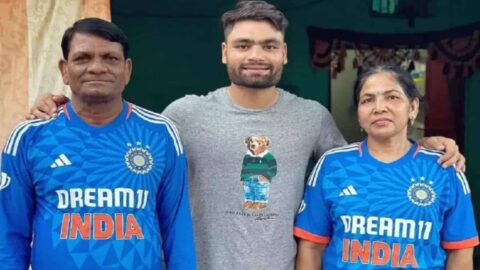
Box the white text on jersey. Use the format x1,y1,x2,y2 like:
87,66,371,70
341,215,432,240
56,188,149,209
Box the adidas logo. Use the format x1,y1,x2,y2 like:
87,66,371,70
339,185,357,196
50,154,72,168
0,172,11,190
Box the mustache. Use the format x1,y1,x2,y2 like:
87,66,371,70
240,62,273,69
81,78,112,82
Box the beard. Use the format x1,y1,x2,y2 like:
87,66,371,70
227,62,283,89
72,85,121,105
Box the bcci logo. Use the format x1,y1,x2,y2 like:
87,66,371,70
407,177,436,207
125,142,153,174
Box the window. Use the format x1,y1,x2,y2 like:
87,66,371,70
371,0,399,15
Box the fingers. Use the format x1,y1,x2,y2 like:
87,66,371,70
29,94,59,120
44,96,59,116
37,98,56,118
419,136,444,151
29,108,54,120
429,137,466,172
438,151,459,168
455,155,466,173
52,94,69,106
433,143,445,151
25,112,35,120
435,138,455,166
436,142,461,170
431,137,448,151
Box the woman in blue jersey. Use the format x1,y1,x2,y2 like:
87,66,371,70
294,65,478,269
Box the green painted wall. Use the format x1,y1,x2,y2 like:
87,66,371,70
113,0,480,111
115,16,228,112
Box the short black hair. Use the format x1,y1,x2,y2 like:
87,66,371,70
61,17,129,59
353,65,421,106
221,1,288,38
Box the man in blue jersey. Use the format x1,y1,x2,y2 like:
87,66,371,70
0,18,196,270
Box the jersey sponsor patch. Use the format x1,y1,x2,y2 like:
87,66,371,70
341,239,418,268
60,213,144,240
56,188,148,240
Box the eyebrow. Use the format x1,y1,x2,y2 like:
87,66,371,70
232,38,282,45
102,51,123,57
70,51,91,58
261,39,282,44
383,89,402,94
361,89,402,97
232,39,253,44
71,50,122,57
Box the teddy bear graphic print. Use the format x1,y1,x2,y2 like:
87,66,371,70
240,135,277,210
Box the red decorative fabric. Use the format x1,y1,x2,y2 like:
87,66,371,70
308,23,480,78
429,31,480,79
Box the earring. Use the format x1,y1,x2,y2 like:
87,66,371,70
409,117,415,126
360,127,364,132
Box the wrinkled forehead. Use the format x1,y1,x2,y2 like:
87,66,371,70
69,33,124,56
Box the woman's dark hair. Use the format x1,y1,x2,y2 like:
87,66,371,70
353,65,421,106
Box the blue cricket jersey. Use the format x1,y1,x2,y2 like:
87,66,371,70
294,141,478,269
0,101,196,270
